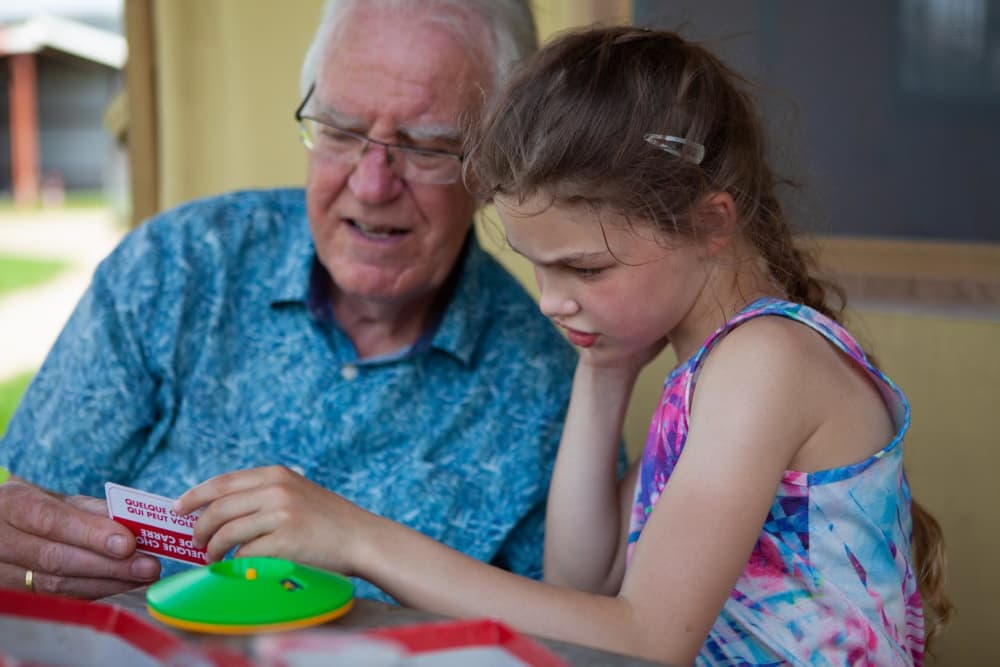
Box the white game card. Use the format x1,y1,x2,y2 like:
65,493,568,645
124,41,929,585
104,482,208,565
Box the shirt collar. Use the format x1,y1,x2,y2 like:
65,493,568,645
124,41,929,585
428,235,490,366
267,213,316,305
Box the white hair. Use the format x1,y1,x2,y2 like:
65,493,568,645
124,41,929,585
298,0,538,99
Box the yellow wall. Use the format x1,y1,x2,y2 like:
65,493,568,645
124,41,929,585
151,0,318,209
137,1,997,663
851,312,998,665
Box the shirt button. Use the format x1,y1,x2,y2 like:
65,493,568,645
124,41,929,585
287,464,306,476
340,364,359,381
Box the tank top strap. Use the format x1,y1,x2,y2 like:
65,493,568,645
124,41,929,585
685,298,910,435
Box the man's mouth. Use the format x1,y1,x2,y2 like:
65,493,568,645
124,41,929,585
346,218,409,240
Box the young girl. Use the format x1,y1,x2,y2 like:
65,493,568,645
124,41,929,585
176,26,950,665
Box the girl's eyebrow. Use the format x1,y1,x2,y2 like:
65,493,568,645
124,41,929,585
312,101,461,144
506,237,609,266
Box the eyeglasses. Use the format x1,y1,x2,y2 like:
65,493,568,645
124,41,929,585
294,83,464,185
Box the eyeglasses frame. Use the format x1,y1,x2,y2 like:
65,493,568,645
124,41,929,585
293,83,464,184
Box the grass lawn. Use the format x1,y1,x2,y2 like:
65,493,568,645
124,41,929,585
0,254,69,297
0,190,110,212
0,371,33,436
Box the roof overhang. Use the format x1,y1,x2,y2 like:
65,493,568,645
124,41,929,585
0,14,126,69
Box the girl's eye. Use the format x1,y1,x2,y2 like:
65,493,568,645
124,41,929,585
571,266,604,278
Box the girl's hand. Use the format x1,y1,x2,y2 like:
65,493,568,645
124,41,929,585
173,466,374,575
578,333,670,379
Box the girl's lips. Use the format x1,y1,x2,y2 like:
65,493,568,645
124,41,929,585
561,325,599,348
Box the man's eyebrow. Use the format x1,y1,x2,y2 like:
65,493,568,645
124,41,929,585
399,123,462,145
311,100,364,128
310,100,460,145
505,237,609,265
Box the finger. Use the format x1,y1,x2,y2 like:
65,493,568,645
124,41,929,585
205,511,286,563
232,533,292,561
1,529,161,582
2,482,136,559
233,531,345,576
189,488,264,549
65,495,111,516
175,465,289,515
0,561,147,600
190,472,301,548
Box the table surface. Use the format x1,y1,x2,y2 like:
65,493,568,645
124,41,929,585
105,588,665,666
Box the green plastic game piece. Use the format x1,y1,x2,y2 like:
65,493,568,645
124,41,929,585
146,557,354,633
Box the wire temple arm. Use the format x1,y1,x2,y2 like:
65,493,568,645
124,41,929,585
644,134,705,165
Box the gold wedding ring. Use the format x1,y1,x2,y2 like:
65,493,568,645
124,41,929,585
24,569,33,592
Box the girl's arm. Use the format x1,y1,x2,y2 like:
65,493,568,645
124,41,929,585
176,319,820,665
543,362,640,594
616,318,825,663
176,466,651,655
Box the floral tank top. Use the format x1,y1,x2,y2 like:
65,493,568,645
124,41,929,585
627,298,924,666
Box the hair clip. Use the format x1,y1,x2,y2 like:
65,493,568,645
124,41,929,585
643,134,705,165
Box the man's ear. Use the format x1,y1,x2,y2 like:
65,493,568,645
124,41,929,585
697,192,738,255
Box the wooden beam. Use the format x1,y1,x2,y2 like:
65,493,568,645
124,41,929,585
124,0,160,228
9,53,39,208
817,237,1000,319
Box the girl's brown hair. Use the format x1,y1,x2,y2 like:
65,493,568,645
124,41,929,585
466,24,951,647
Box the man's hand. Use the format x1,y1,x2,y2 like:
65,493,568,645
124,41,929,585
0,478,161,598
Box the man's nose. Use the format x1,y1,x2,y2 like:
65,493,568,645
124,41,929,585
347,143,404,203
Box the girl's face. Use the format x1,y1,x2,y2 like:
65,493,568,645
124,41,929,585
496,195,713,366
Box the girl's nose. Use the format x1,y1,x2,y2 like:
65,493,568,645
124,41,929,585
536,272,581,319
539,295,581,319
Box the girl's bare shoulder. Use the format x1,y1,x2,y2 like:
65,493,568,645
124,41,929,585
697,314,894,470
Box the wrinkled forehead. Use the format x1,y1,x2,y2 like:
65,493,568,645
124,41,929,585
316,5,493,124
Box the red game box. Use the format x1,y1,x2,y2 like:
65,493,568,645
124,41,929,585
0,589,567,666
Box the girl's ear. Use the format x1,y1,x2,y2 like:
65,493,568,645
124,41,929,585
697,192,739,255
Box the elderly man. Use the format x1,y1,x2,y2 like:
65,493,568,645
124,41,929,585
0,0,575,601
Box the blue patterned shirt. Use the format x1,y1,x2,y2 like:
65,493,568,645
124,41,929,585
1,188,578,600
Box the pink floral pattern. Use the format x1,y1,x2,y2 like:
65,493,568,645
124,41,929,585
627,298,923,666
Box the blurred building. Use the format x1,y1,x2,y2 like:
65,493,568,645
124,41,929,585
0,14,125,207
